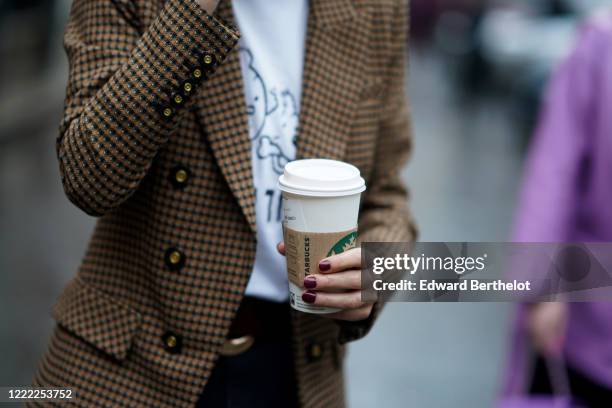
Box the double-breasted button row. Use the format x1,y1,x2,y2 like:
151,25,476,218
163,165,191,271
158,52,218,121
157,52,219,358
161,163,191,343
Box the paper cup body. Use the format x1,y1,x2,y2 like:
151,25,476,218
278,159,366,314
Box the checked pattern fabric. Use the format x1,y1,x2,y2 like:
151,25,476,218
30,0,416,406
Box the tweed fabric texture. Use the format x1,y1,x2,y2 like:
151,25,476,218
31,0,416,407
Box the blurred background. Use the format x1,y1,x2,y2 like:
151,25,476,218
0,0,608,407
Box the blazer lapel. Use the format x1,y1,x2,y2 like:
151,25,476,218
296,0,365,161
193,0,365,234
193,0,257,234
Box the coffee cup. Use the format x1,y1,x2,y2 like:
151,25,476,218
278,159,366,313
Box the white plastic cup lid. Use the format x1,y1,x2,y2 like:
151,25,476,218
278,159,366,197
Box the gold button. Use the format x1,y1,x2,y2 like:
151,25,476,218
169,251,182,265
166,335,178,348
203,54,213,64
163,108,173,117
162,332,182,353
174,95,183,104
175,169,188,183
193,69,202,78
311,344,322,358
184,83,193,93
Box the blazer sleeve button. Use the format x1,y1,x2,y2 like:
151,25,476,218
182,81,194,96
161,106,175,120
191,68,203,82
171,93,185,107
202,53,215,66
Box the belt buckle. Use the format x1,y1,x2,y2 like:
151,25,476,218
220,335,254,357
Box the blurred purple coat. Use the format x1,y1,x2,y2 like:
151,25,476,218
503,13,612,396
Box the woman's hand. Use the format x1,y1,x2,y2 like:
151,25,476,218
526,302,568,357
277,242,374,322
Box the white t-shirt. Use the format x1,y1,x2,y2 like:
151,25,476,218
233,0,309,302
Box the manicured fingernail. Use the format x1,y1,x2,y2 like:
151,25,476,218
319,260,331,272
302,291,316,304
304,276,317,289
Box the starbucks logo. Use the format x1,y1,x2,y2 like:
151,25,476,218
327,231,358,257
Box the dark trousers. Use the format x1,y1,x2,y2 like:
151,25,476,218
195,298,300,408
530,354,612,408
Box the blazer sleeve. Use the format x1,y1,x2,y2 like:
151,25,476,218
338,1,417,344
57,0,239,216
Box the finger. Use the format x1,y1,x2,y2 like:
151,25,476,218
302,289,364,310
318,247,361,273
304,270,361,291
277,241,285,256
326,304,374,322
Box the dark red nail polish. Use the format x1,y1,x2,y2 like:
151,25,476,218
304,276,317,289
319,260,331,272
302,291,316,304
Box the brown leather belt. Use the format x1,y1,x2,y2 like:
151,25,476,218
220,296,292,357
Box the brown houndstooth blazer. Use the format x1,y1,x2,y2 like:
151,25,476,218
31,0,416,406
